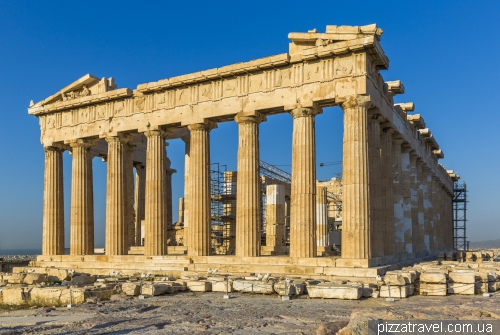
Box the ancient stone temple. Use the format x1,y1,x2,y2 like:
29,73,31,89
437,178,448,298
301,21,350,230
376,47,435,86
28,24,458,276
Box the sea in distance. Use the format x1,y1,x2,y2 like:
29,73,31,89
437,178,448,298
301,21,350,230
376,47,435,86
0,249,42,256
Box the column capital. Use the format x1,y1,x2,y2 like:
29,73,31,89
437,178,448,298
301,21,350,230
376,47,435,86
44,145,65,153
66,138,97,149
381,122,395,134
144,129,170,139
235,111,266,124
340,95,372,111
187,120,217,132
105,134,133,144
289,106,321,119
401,144,414,154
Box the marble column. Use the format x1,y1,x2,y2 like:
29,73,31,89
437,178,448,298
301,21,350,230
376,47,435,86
222,171,237,254
421,164,431,251
409,154,419,253
380,125,395,256
340,96,371,261
42,146,65,255
368,116,383,257
187,122,216,256
430,175,438,250
235,112,265,257
401,145,413,254
125,143,135,248
265,184,286,247
134,163,146,246
182,136,190,250
105,136,129,255
144,130,168,256
69,139,94,255
415,159,425,253
392,137,405,254
316,186,328,256
289,106,320,258
165,158,175,244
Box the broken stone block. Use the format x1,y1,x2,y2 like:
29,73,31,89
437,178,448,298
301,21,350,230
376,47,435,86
362,287,373,298
274,282,301,296
23,273,47,285
475,282,489,294
122,282,140,296
307,284,362,300
419,283,447,296
383,273,408,286
5,273,26,284
72,275,96,285
232,280,274,294
447,283,474,295
141,283,173,296
186,280,212,292
0,287,29,304
46,268,69,281
448,271,475,284
379,285,410,298
420,272,447,284
85,288,113,301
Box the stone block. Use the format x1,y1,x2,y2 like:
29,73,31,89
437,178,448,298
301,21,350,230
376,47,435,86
46,268,69,281
307,284,362,300
420,272,447,284
391,270,417,283
449,271,475,284
23,273,47,285
419,283,447,296
362,287,373,298
475,282,489,294
122,282,140,296
141,283,173,296
383,273,408,285
379,285,410,298
232,280,274,294
0,287,29,304
72,275,96,285
5,273,26,284
186,280,212,292
212,281,233,293
274,282,301,296
84,288,113,301
447,283,475,295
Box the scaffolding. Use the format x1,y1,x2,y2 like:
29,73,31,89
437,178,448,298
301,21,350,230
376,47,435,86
453,181,468,251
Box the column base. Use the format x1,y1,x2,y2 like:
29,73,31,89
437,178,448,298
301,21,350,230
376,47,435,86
316,246,337,257
261,246,289,256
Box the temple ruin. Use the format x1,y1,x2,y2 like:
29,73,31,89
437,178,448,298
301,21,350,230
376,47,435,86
28,24,459,278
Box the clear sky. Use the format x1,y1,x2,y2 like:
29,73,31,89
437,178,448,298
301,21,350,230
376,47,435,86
0,1,498,250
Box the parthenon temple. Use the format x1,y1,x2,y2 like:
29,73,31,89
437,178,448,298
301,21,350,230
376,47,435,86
28,24,459,277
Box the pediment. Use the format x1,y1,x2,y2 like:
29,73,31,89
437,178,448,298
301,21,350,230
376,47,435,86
32,74,117,108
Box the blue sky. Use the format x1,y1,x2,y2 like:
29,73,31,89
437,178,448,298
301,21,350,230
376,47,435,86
0,1,498,249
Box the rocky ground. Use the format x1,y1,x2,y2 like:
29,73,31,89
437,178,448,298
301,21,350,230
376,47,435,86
1,291,500,335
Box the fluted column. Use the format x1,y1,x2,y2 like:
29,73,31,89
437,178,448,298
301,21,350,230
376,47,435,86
316,186,328,255
187,122,216,256
235,112,265,257
105,136,129,255
409,153,419,253
165,157,176,244
421,165,432,251
182,136,191,250
69,139,94,255
144,130,168,256
265,184,285,247
134,163,146,246
392,137,405,254
340,96,371,260
289,106,320,258
415,159,425,252
125,142,135,248
42,146,65,255
430,175,438,250
380,125,395,256
401,145,413,254
368,116,383,257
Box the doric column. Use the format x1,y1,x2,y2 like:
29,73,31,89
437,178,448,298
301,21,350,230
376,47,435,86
125,142,135,248
105,136,130,255
181,136,190,250
289,106,321,258
187,121,217,256
42,146,65,255
144,129,169,256
265,184,286,247
165,157,176,244
368,115,383,257
340,96,371,260
392,137,405,254
316,186,328,255
415,159,425,253
380,125,395,256
235,112,265,257
430,175,438,250
134,163,146,246
421,164,431,251
401,145,413,254
223,171,237,254
69,139,94,255
409,153,419,253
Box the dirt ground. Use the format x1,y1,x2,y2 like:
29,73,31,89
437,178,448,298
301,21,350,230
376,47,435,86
1,291,499,335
